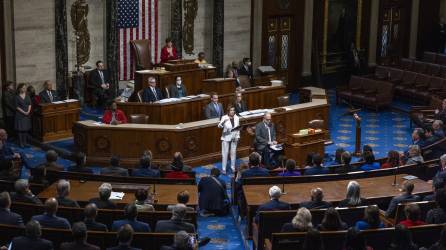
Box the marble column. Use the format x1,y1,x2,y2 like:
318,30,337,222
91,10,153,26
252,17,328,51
55,0,69,98
213,0,224,76
106,0,119,97
302,0,314,77
170,0,182,57
252,0,263,76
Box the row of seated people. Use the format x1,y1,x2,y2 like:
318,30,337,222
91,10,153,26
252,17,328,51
411,99,446,129
422,51,446,65
398,58,446,77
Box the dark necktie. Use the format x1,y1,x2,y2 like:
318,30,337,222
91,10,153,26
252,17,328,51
48,91,53,102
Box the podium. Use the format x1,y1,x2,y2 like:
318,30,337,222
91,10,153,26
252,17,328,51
284,130,327,167
202,78,236,95
32,100,81,142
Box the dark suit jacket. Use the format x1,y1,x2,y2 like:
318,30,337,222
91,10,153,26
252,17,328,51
280,223,306,233
299,200,332,209
167,85,188,98
239,65,253,77
255,199,291,223
143,87,164,102
204,102,224,119
60,241,100,250
385,193,420,218
3,89,16,117
31,213,71,229
100,166,129,177
234,100,248,114
38,90,58,104
131,167,160,177
198,176,228,212
111,219,151,232
107,244,141,250
155,219,196,233
304,166,330,176
337,198,368,208
240,167,270,179
254,122,276,151
56,197,80,208
90,69,110,87
10,192,43,205
88,198,117,209
84,219,108,231
0,208,24,226
11,236,53,250
66,165,94,174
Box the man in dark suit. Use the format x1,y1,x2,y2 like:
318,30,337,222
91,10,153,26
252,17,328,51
2,81,16,135
240,152,269,179
161,231,196,250
56,179,80,208
60,222,100,250
0,191,24,226
107,224,141,250
299,188,332,209
31,197,71,229
254,112,278,167
143,77,164,103
10,179,42,205
90,60,111,107
155,204,196,233
100,155,129,176
233,92,248,114
131,155,160,177
304,154,330,176
167,76,188,98
238,58,253,78
0,129,21,177
111,203,151,232
204,93,224,119
11,220,53,250
88,183,117,209
254,186,291,223
198,168,229,216
385,181,421,218
38,80,59,104
83,203,108,231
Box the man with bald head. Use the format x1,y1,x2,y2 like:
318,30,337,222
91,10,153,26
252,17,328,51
83,203,108,232
299,188,332,209
254,112,278,167
31,197,71,229
39,80,59,103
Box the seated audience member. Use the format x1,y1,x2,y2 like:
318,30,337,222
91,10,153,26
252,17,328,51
399,203,426,227
100,155,128,176
318,207,348,231
425,126,440,145
359,151,380,171
161,230,196,250
0,191,24,226
134,188,154,212
31,150,61,182
11,220,53,250
155,204,195,233
31,197,71,229
429,225,446,250
194,51,207,65
204,93,224,119
388,224,418,250
304,153,315,168
436,154,446,181
281,207,313,232
240,152,269,179
233,91,248,115
107,224,141,250
38,80,58,104
198,168,229,216
303,228,324,250
333,148,346,165
427,188,446,224
167,191,194,212
132,154,160,177
361,145,375,162
167,76,188,98
60,222,100,250
355,205,384,230
165,156,191,180
83,203,108,231
405,145,424,165
102,101,128,125
338,181,367,207
385,181,420,218
381,150,401,169
433,120,445,138
162,152,192,172
10,179,42,204
344,227,373,250
255,186,291,223
56,179,79,208
111,203,151,232
278,159,301,177
0,129,20,176
300,188,332,209
67,152,94,173
118,82,134,103
88,183,117,209
411,128,426,147
304,154,329,175
336,151,354,174
424,176,444,201
143,77,164,103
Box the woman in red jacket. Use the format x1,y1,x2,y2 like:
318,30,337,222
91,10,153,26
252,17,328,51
102,101,128,125
160,38,178,63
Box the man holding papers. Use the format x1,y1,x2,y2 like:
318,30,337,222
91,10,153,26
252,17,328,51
255,112,278,168
218,106,240,174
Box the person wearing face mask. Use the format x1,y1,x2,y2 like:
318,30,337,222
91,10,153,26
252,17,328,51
239,58,253,78
218,105,240,174
255,112,278,168
168,76,188,98
226,61,241,88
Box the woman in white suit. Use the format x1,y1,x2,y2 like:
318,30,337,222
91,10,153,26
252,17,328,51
218,105,240,174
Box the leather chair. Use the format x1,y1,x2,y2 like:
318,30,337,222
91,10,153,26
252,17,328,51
308,119,324,129
129,114,149,124
130,39,152,70
137,89,144,102
277,95,289,106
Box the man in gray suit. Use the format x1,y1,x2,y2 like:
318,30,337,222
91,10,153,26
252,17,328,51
254,112,277,168
204,93,224,119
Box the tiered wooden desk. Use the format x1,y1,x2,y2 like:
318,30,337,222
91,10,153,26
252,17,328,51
32,100,80,142
285,130,328,167
202,78,236,95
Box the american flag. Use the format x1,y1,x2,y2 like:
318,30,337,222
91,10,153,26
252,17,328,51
118,0,158,81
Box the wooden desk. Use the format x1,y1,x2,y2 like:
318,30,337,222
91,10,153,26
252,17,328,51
202,78,236,95
74,97,329,166
117,85,286,124
38,180,198,207
32,101,80,142
242,174,432,237
285,130,327,167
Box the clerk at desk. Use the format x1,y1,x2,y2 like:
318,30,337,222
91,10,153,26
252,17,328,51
39,81,59,104
102,101,127,125
143,77,164,103
167,76,188,98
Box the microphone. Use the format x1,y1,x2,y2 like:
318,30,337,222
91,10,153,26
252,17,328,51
392,163,399,186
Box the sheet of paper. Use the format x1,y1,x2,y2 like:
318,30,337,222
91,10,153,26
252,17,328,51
110,192,125,200
64,99,78,102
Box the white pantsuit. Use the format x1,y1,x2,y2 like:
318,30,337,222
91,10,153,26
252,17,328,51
218,114,240,172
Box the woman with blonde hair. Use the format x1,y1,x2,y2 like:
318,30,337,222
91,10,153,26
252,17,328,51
281,207,313,232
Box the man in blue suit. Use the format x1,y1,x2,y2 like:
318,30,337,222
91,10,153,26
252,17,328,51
31,197,71,229
0,191,24,226
111,203,151,232
240,152,270,179
143,77,164,103
204,93,224,119
107,224,141,250
254,185,291,223
385,181,420,218
198,168,229,216
11,220,54,250
304,154,330,175
131,155,160,177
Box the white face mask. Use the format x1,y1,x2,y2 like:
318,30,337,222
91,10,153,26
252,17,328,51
176,80,182,85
